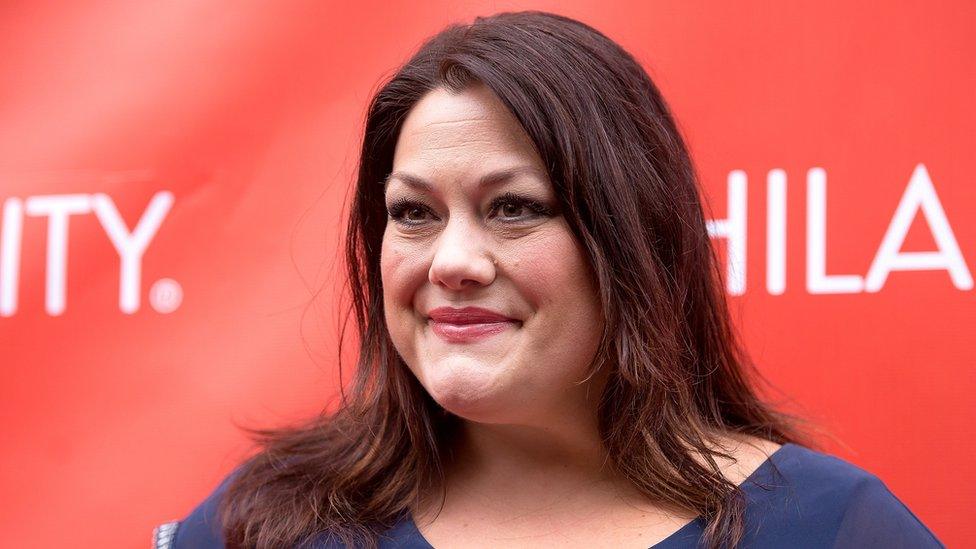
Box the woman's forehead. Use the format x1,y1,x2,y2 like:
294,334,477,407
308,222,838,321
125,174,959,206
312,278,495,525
393,86,539,166
384,164,549,195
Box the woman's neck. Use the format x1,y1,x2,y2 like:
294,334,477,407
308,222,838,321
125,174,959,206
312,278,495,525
415,416,640,522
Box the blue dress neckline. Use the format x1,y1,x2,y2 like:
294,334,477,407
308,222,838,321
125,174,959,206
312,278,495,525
399,442,797,549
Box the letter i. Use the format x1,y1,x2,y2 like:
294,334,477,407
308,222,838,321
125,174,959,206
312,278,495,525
0,197,24,317
766,170,787,295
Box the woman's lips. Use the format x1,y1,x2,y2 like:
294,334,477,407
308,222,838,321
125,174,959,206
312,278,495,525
426,306,520,344
429,320,516,343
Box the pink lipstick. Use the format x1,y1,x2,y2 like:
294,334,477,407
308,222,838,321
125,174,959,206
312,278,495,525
427,306,519,344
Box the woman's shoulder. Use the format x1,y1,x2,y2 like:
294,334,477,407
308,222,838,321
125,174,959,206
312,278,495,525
152,468,239,549
738,442,944,547
758,441,882,492
758,442,917,506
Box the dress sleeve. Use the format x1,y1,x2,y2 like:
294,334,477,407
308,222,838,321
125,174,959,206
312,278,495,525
831,475,944,548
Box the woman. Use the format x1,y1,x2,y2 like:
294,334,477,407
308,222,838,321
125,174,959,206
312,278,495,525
155,11,943,549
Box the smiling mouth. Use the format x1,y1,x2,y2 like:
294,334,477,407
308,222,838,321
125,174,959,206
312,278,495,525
428,319,520,344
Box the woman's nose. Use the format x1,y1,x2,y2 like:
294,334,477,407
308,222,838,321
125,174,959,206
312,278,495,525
428,219,496,290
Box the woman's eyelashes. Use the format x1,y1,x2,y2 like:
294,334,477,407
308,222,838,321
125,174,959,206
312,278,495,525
386,197,436,226
488,192,554,221
386,192,554,227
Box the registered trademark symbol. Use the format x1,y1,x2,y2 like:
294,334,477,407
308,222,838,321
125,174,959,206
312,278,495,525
149,278,183,313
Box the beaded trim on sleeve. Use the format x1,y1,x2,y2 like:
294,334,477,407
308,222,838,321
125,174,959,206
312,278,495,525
152,521,180,549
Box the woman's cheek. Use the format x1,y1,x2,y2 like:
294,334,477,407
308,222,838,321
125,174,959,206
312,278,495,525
507,227,586,308
511,227,602,371
380,240,418,337
381,238,420,298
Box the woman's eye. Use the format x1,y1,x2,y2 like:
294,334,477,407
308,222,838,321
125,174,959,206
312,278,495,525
500,202,525,218
387,199,436,226
386,194,553,227
403,206,428,221
489,193,553,221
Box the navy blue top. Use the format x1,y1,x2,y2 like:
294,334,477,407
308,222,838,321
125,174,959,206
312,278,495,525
161,443,944,548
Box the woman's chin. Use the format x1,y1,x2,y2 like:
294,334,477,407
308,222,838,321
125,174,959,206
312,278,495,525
425,377,514,424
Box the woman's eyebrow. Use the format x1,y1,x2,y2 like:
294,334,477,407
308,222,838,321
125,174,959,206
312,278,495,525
382,165,545,191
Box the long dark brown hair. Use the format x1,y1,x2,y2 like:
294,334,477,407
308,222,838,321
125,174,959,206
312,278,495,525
220,10,812,549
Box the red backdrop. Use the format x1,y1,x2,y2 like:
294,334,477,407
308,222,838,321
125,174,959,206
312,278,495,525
0,2,971,547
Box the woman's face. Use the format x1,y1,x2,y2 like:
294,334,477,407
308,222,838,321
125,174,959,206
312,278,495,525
380,84,605,425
